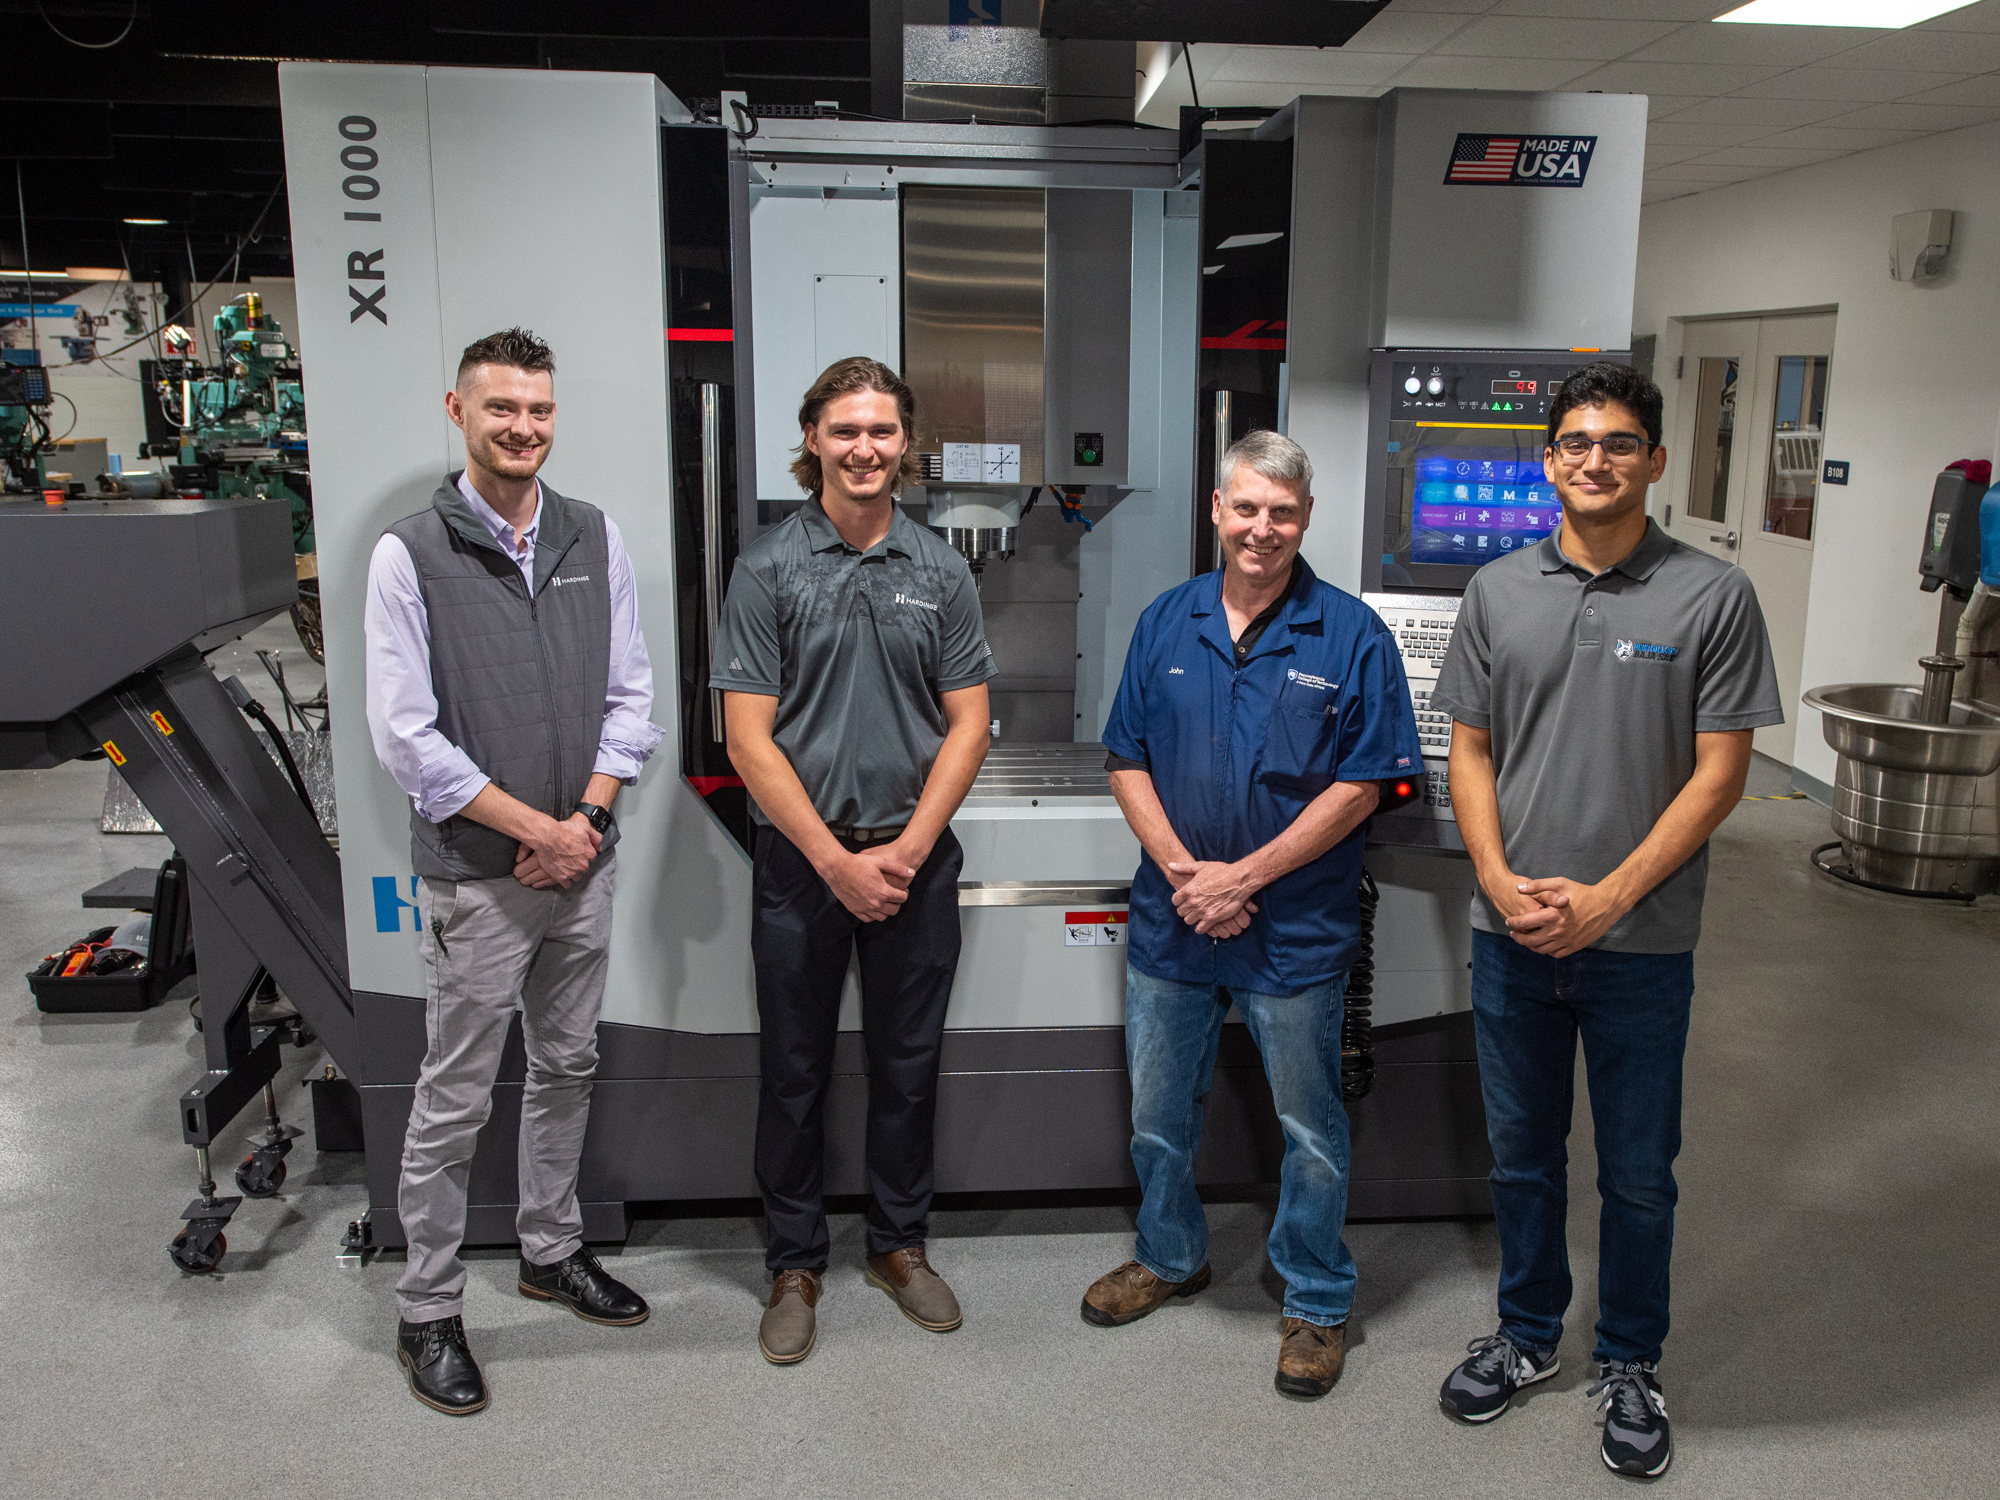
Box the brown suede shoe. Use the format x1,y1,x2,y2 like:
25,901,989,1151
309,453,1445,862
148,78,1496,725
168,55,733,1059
864,1245,963,1332
758,1269,822,1365
1080,1259,1212,1327
1275,1316,1347,1399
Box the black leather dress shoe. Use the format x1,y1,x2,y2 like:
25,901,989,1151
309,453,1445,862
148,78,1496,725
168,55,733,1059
396,1315,488,1416
518,1245,649,1326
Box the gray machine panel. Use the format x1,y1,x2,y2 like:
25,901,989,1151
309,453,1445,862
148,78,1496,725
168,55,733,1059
0,495,295,722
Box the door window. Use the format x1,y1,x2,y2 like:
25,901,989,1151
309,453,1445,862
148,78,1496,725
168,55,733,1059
1686,356,1737,524
1761,354,1828,541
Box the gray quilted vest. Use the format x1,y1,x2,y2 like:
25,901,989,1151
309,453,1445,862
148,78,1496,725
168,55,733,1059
387,475,615,880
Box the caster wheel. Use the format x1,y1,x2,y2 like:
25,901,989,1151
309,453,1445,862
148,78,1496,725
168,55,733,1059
236,1157,287,1198
169,1229,226,1274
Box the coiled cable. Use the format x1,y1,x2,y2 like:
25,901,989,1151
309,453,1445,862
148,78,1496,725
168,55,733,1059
1341,866,1378,1101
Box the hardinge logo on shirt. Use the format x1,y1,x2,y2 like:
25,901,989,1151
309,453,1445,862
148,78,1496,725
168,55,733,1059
895,592,938,612
1614,638,1680,663
549,573,592,588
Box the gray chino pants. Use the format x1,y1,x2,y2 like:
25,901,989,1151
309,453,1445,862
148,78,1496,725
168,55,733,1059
396,851,616,1323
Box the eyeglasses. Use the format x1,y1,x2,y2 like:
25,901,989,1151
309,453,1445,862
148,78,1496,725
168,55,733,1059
1551,433,1654,461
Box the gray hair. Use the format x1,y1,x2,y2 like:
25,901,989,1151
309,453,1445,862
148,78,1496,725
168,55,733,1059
1219,428,1312,497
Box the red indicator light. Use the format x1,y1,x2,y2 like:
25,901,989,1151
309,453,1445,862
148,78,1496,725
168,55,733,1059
1396,781,1412,797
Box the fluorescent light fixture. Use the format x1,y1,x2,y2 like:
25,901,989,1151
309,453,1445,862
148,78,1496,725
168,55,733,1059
1216,232,1284,250
1714,0,1978,26
1203,264,1224,275
3,270,72,279
123,216,168,225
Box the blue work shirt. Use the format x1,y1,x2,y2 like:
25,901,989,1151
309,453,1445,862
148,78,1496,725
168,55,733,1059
1102,560,1423,996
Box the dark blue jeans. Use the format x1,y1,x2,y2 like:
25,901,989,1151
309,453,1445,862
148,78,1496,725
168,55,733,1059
1470,929,1694,1366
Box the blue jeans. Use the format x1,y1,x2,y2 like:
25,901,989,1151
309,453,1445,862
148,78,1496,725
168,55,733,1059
1470,929,1694,1366
1124,964,1356,1326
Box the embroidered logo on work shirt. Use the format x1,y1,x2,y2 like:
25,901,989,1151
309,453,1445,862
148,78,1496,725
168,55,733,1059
1287,669,1334,691
549,574,592,588
895,592,938,612
1614,639,1679,663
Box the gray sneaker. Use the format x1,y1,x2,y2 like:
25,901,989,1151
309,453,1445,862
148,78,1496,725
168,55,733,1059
758,1269,822,1365
1439,1329,1560,1423
1590,1360,1672,1477
865,1244,963,1332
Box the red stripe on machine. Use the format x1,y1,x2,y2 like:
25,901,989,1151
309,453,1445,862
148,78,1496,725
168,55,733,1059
1065,910,1129,924
666,327,734,342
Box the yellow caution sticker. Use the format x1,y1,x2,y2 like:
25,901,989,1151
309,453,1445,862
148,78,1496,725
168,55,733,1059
150,711,174,736
102,740,125,766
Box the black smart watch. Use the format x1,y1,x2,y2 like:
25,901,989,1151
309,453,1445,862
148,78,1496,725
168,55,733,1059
574,801,612,834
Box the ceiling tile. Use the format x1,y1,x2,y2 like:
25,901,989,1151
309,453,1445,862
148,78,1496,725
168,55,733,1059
1626,22,1881,66
1824,30,2000,72
1646,94,1707,117
1644,142,1712,164
1382,54,1594,89
1386,0,1498,11
1901,72,2000,105
1647,161,1771,182
1819,99,2000,128
1491,0,1723,17
1687,144,1855,166
1740,66,1970,101
1433,15,1683,59
1645,120,1767,145
1643,186,1706,204
1339,10,1483,52
1561,60,1793,94
1658,95,1854,125
1753,123,1932,149
1208,46,1413,86
1912,0,2000,30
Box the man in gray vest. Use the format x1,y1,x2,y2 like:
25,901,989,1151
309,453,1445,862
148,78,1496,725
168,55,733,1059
363,327,665,1416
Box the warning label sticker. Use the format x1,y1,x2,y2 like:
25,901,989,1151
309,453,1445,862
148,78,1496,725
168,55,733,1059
1063,910,1129,947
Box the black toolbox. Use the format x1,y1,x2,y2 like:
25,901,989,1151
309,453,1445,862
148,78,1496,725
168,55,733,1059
28,857,195,1013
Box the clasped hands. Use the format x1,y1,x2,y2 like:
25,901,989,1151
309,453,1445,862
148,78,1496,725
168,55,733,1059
1494,874,1628,958
820,838,928,923
1165,858,1260,939
513,812,604,890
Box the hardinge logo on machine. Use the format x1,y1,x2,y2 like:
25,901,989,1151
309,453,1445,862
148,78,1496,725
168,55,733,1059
373,875,420,933
1444,134,1597,188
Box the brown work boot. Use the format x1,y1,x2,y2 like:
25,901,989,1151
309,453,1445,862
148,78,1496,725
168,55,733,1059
1275,1316,1348,1399
864,1245,963,1332
757,1269,822,1365
1080,1259,1212,1327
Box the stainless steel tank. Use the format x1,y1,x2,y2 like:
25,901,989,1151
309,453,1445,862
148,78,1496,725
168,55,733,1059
1803,683,2000,896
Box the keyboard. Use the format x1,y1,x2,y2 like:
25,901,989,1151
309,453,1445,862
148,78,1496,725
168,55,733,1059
1363,592,1462,819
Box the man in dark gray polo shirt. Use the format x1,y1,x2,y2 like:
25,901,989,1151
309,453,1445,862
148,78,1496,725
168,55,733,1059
713,356,995,1366
1429,362,1781,1478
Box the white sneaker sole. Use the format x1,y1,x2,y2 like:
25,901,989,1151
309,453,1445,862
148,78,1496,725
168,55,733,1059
1601,1441,1671,1478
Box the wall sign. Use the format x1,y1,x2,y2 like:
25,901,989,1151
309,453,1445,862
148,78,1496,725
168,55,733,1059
1822,459,1850,485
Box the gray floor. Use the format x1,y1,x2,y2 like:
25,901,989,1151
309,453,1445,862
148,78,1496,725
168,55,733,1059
2,668,1996,1496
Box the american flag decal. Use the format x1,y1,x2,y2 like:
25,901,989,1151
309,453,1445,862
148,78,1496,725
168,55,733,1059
1446,135,1522,182
1443,133,1598,187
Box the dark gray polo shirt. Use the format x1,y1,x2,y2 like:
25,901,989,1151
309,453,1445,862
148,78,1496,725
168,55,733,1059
1430,520,1782,953
711,498,996,830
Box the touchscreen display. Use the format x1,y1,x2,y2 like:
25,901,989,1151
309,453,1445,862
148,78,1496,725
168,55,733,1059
1408,434,1558,568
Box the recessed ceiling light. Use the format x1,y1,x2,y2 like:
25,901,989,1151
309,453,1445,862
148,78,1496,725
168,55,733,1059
1714,1,1978,25
123,217,169,225
1216,232,1284,250
1203,264,1224,275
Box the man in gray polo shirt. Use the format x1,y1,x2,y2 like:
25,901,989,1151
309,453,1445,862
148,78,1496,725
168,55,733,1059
1429,362,1780,1478
713,356,994,1366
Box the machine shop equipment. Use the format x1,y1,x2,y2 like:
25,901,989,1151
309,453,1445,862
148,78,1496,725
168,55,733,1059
1805,463,2000,899
0,493,355,1271
0,352,57,495
277,64,1640,1255
139,293,322,662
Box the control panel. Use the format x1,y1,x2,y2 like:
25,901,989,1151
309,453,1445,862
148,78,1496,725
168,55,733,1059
1364,592,1461,822
1368,347,1624,593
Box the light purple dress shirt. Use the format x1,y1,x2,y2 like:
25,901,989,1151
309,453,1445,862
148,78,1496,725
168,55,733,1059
364,472,665,823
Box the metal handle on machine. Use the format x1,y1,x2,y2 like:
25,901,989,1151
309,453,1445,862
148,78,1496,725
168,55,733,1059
700,381,726,744
1709,529,1739,550
1212,390,1233,479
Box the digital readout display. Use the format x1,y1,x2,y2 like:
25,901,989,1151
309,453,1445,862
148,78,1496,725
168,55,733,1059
1489,379,1537,395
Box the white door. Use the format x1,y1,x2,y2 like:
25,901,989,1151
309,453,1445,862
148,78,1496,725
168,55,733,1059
1666,313,1835,764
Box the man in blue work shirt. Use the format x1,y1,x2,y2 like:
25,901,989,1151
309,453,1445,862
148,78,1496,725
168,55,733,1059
1081,430,1423,1401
